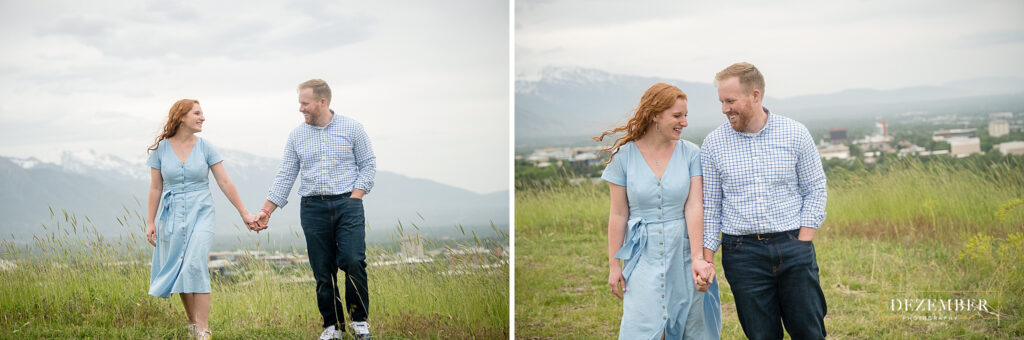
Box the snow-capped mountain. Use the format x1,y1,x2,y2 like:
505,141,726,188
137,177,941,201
0,149,508,246
60,150,150,182
515,67,719,148
516,67,1024,149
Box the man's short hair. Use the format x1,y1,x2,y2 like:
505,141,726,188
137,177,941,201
714,62,765,95
298,79,332,104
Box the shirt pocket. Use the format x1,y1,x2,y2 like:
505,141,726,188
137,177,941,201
328,130,355,165
719,156,754,197
765,140,799,186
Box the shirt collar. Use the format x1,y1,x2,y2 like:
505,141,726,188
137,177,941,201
309,109,338,129
734,106,772,138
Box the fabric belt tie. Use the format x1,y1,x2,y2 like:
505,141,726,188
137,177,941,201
614,214,685,282
158,187,206,237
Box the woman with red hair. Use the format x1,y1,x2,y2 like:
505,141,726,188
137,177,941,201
597,83,722,339
144,99,257,339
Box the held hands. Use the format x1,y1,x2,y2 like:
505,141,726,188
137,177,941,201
248,210,270,233
692,259,715,292
242,212,259,232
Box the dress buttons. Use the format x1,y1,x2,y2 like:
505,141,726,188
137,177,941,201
658,206,662,210
659,242,663,245
657,195,661,199
659,252,663,256
660,273,664,277
658,217,662,220
661,284,664,288
657,183,661,186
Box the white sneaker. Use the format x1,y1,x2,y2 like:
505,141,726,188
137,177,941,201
350,321,372,340
319,325,341,340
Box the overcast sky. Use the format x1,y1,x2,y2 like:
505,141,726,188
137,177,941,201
0,0,509,194
516,0,1024,98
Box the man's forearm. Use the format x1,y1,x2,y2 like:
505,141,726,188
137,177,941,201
261,200,279,214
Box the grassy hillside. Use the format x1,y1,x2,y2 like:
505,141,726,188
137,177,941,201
0,210,509,339
515,158,1024,338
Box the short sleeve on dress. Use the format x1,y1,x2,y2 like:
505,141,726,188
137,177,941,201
202,139,223,166
146,143,162,170
601,144,628,186
685,141,702,177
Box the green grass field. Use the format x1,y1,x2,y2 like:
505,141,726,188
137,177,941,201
515,158,1024,339
0,211,509,339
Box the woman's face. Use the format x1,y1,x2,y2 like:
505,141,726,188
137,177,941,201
179,102,205,133
651,98,688,140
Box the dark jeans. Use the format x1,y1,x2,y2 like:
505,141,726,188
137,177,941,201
721,229,827,340
300,193,369,329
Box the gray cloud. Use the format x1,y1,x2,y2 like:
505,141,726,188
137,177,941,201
36,6,376,60
0,0,508,194
963,30,1024,48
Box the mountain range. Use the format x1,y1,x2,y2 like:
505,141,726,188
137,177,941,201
515,67,1024,149
0,149,508,247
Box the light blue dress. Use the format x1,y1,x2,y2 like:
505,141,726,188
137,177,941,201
146,137,222,298
602,140,722,340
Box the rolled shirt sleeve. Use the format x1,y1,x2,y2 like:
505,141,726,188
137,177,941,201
796,126,828,228
351,122,376,194
700,141,723,251
267,132,300,208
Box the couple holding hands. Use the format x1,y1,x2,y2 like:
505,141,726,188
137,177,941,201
143,79,374,340
600,63,829,340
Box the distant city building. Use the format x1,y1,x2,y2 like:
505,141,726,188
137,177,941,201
989,120,1010,137
948,137,981,158
933,128,977,141
920,150,950,157
897,145,927,157
854,120,894,151
829,128,848,143
818,143,850,160
994,141,1024,156
853,135,894,151
525,146,604,167
989,112,1014,120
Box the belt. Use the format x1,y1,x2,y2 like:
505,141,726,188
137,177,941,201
614,215,684,282
724,229,799,242
158,187,206,236
303,192,352,200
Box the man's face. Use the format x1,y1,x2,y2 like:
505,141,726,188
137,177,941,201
298,88,325,124
717,76,759,132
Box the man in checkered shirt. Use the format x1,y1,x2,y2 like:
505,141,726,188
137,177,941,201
254,79,376,340
700,63,828,340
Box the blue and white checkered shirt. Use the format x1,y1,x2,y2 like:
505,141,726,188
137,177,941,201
700,108,827,251
267,111,376,208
